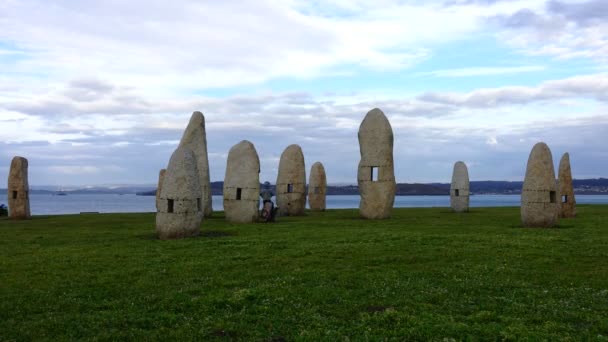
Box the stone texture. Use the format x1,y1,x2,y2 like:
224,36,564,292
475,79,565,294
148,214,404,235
156,146,203,239
308,162,327,211
521,142,559,227
179,111,213,217
276,144,306,216
223,140,260,223
155,169,166,212
558,152,576,218
450,161,470,213
357,108,396,219
7,156,31,219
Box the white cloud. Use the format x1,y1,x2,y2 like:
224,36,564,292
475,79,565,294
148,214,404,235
420,65,546,77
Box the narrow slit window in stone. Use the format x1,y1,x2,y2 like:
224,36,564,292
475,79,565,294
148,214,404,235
197,198,201,211
550,191,556,203
455,189,459,197
562,195,568,203
370,167,378,181
236,188,242,200
168,199,174,213
12,191,17,199
287,184,293,193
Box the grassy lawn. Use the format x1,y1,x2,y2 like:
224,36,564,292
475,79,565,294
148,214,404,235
1,206,607,341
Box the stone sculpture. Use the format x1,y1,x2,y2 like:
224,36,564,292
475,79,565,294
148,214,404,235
276,144,306,216
223,140,260,223
155,169,166,212
357,108,396,219
156,146,203,239
450,161,470,213
558,152,576,218
7,156,31,219
308,162,327,211
179,111,213,217
521,142,559,227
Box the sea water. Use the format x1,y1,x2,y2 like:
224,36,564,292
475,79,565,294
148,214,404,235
16,194,608,215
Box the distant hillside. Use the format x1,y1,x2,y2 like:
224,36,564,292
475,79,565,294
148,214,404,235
2,178,607,197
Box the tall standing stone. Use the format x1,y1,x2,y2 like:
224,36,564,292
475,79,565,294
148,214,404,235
521,142,559,228
223,140,260,223
276,144,306,216
179,111,213,217
558,152,576,218
308,162,327,211
7,156,31,219
156,146,203,240
357,108,396,219
155,169,166,212
450,161,470,213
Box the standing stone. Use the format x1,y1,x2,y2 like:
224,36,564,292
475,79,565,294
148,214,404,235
155,169,166,212
558,152,576,218
450,161,470,213
223,140,260,223
357,108,396,219
7,156,31,219
179,111,213,217
156,146,203,240
308,162,327,211
276,144,306,216
521,142,559,228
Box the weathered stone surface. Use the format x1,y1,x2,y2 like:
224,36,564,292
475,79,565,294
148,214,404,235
156,146,203,239
276,144,306,216
179,111,213,217
308,162,327,211
155,169,166,212
357,108,396,219
521,142,559,227
558,152,576,218
223,140,260,223
7,156,30,219
450,161,470,213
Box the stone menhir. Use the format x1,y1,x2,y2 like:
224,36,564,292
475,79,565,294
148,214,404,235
521,142,559,228
450,161,470,213
223,140,260,223
276,144,306,216
308,162,327,211
357,108,396,219
7,156,31,219
156,146,203,240
179,111,213,217
558,152,576,218
155,169,166,212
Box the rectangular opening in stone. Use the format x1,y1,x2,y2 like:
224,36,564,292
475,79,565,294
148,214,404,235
168,199,174,213
12,191,17,199
197,198,201,211
287,184,293,193
562,195,568,203
550,191,556,203
370,167,378,181
236,188,242,200
314,186,320,194
455,189,460,197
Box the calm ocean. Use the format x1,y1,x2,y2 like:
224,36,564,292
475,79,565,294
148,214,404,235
16,194,608,215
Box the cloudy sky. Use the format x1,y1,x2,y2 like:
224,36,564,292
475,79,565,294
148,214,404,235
0,0,607,186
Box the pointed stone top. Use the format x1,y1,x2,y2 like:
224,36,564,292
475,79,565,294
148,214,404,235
179,111,206,146
560,152,570,165
360,108,391,130
311,161,325,171
524,142,556,189
451,161,469,188
558,152,572,181
282,144,303,157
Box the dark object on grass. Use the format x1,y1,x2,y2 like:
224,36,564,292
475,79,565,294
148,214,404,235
0,204,7,217
260,201,278,222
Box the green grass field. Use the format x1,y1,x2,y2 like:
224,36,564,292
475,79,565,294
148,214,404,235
1,206,607,341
